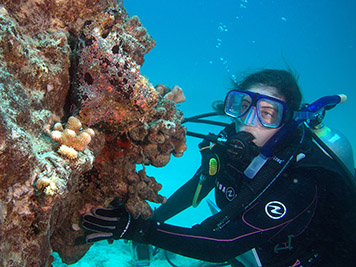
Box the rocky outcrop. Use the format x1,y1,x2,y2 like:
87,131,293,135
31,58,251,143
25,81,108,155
0,1,186,266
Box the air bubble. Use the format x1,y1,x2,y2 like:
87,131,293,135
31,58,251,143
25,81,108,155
218,23,228,32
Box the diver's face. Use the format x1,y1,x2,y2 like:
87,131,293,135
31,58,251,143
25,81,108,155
235,86,285,147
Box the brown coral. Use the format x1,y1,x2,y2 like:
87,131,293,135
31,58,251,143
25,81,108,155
0,1,187,266
75,21,157,130
1,0,121,36
126,170,165,219
0,10,71,117
127,97,187,167
164,85,186,103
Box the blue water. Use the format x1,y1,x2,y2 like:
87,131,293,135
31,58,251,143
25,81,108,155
52,0,356,265
126,0,356,223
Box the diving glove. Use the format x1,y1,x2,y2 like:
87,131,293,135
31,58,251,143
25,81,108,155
81,205,132,243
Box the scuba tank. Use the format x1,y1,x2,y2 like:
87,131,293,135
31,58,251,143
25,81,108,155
312,124,355,176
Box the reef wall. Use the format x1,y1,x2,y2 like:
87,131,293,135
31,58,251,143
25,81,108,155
0,1,186,266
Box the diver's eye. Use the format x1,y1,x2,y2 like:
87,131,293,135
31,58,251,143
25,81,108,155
261,110,273,117
240,99,250,112
259,106,278,123
261,110,275,120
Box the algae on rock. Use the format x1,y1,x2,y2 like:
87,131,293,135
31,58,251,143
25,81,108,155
0,0,186,266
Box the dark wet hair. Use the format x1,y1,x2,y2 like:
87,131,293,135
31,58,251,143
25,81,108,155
237,69,302,112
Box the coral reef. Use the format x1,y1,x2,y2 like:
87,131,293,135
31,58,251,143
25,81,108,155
1,0,120,36
74,13,157,130
50,116,95,159
126,170,166,219
164,85,186,103
0,0,187,266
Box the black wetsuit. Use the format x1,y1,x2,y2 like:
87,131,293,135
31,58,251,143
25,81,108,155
130,124,356,266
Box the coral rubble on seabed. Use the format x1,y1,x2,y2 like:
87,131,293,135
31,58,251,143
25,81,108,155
0,0,187,266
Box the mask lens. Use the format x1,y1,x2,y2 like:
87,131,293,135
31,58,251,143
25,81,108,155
224,90,286,128
224,91,252,118
257,98,284,128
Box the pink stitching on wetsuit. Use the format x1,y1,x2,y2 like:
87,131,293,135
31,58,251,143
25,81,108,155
157,184,318,243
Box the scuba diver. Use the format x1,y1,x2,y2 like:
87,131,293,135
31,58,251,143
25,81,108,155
80,69,356,266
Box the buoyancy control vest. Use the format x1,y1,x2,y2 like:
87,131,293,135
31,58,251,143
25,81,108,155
199,122,356,231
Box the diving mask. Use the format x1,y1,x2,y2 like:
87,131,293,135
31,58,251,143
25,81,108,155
224,90,288,128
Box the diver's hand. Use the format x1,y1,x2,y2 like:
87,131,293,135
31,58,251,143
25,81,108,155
81,205,132,243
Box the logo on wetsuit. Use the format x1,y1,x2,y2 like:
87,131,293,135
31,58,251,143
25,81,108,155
216,181,237,201
265,201,287,219
225,187,236,201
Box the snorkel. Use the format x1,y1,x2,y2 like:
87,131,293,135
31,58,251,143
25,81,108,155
244,94,348,179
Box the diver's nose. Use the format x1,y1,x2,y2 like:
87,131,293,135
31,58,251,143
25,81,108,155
242,106,259,126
